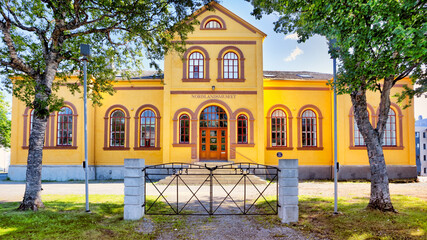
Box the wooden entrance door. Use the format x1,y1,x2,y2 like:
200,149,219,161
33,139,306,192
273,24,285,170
199,106,227,160
200,128,227,160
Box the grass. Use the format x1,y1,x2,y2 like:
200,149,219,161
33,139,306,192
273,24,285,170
1,194,425,239
256,195,427,240
0,194,190,240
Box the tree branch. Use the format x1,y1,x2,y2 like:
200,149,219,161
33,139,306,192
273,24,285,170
0,21,36,76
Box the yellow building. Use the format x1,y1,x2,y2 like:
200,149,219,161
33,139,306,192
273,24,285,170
8,2,416,181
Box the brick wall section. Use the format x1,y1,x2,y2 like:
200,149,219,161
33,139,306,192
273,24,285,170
124,158,145,220
278,159,299,224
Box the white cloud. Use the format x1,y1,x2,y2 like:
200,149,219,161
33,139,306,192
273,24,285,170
284,33,299,40
284,46,304,62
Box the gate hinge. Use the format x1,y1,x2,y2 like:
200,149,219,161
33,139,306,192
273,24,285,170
141,203,146,208
277,204,281,208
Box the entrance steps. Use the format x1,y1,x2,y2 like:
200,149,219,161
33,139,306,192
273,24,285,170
156,161,267,185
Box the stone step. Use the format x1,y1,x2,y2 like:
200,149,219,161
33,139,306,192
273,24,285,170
157,174,267,185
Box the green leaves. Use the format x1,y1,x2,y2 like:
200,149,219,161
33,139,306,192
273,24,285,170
1,0,210,115
251,0,426,101
0,92,10,148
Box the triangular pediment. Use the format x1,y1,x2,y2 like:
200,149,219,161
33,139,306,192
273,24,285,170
190,1,266,38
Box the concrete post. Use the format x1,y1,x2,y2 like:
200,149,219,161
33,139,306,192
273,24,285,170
278,159,299,224
124,158,145,220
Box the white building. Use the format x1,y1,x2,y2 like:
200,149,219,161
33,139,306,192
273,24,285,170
0,147,10,172
415,115,427,176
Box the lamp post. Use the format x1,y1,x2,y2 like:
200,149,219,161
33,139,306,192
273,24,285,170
329,39,339,214
80,44,90,213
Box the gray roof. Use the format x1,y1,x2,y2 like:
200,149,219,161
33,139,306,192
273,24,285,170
263,71,333,80
116,70,163,80
415,117,427,127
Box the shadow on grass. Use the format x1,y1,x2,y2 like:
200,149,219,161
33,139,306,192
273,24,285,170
0,195,169,240
255,195,427,240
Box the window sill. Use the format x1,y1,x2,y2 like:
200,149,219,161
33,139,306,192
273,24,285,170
200,28,227,30
103,147,130,151
266,146,293,150
22,146,78,150
172,144,196,147
383,146,404,150
297,147,324,151
232,143,255,147
46,146,78,150
216,78,245,82
134,147,161,151
182,78,211,82
349,146,404,150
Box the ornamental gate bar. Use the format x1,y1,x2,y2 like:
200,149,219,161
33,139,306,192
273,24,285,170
142,163,279,215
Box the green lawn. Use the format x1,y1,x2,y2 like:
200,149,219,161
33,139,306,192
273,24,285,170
256,195,427,240
0,195,186,240
1,194,426,239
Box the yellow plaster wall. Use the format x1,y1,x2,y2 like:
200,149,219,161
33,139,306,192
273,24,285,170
9,3,415,170
93,80,164,166
263,80,333,166
10,77,86,166
164,4,265,164
337,78,415,166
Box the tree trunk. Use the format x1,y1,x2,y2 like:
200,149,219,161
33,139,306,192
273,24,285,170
351,89,395,212
18,112,47,211
365,139,395,211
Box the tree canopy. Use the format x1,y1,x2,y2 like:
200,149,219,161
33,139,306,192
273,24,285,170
0,0,210,211
0,92,11,149
1,0,209,113
249,0,426,211
250,0,426,100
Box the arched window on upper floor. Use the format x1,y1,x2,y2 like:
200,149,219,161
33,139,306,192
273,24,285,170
188,52,204,79
205,20,221,29
217,46,245,82
223,52,239,79
200,15,226,30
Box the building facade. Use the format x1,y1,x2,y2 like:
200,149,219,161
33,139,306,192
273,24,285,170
415,115,427,176
8,2,416,181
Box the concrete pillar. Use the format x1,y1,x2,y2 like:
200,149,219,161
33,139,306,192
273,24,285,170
278,159,299,224
124,158,145,220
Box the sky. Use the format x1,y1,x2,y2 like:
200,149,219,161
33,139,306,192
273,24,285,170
220,1,333,74
1,0,425,118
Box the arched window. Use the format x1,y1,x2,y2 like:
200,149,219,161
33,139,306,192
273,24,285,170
205,20,221,29
383,109,396,146
301,110,317,147
29,110,34,132
271,110,287,147
140,110,156,147
188,52,204,79
57,107,73,146
110,110,125,147
223,52,239,79
354,115,368,146
179,114,190,144
237,114,248,144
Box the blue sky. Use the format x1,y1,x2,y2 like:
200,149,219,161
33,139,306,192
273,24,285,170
221,0,333,74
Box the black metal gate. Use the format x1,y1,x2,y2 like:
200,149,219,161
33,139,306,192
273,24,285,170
142,163,279,215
